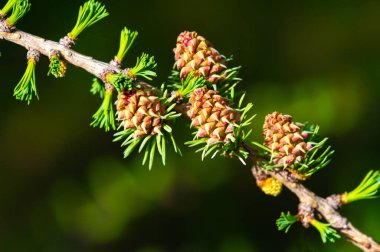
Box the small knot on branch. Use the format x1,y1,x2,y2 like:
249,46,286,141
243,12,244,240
0,19,14,32
325,194,342,210
170,90,185,104
48,49,60,59
298,201,314,228
59,35,75,48
122,68,135,80
105,82,114,91
110,58,121,68
101,67,117,83
26,48,40,62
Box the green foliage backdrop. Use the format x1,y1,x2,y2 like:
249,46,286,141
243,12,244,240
0,0,379,251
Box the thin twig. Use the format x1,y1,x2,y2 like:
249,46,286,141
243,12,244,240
0,26,116,79
251,164,380,252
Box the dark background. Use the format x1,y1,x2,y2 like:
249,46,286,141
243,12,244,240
0,0,379,251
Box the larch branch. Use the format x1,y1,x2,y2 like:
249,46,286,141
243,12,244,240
1,25,379,252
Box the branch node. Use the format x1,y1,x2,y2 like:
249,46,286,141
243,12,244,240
122,68,134,80
298,201,314,228
105,82,114,91
325,194,342,210
0,19,13,32
101,67,116,83
330,214,348,229
59,35,75,48
110,59,121,68
26,48,40,62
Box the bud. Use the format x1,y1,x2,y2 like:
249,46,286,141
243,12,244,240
257,177,283,197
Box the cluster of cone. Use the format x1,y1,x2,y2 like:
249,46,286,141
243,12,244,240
174,31,228,83
116,88,165,138
187,87,240,145
263,112,311,167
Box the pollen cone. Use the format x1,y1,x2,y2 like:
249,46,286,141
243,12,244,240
257,177,283,197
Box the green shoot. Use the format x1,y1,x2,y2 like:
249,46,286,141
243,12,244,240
176,72,205,98
114,27,138,64
6,0,30,27
310,219,341,243
90,78,105,98
0,0,17,18
48,54,67,78
342,170,380,204
276,212,299,233
106,72,134,92
13,57,37,104
91,88,115,132
68,0,108,40
128,53,157,80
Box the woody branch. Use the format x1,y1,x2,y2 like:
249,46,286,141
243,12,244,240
251,164,380,252
1,25,379,251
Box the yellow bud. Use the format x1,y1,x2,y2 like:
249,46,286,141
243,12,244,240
258,177,283,197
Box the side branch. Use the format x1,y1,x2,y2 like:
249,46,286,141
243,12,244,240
251,164,380,252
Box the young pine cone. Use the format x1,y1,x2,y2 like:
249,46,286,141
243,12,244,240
187,87,240,145
174,31,227,83
116,88,165,138
263,112,311,167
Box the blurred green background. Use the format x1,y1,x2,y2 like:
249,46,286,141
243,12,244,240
1,0,379,251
